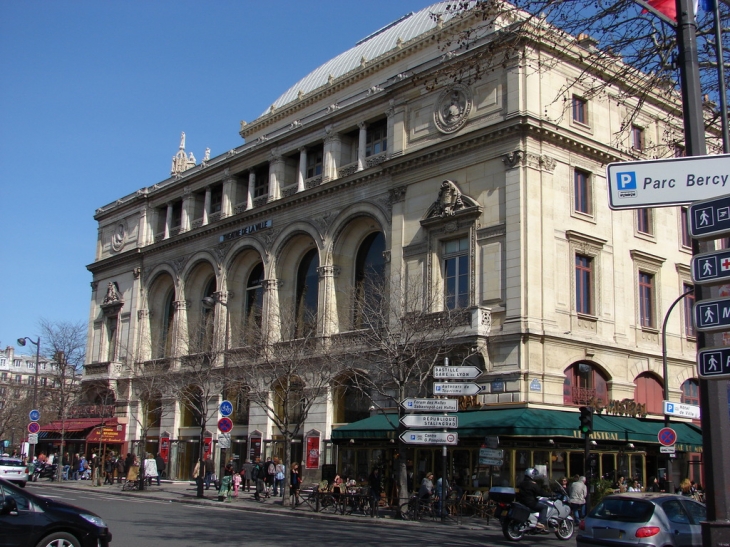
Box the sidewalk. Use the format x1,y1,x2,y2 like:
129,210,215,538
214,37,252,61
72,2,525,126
28,478,494,531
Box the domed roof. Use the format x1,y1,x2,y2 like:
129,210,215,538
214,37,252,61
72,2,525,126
263,2,462,116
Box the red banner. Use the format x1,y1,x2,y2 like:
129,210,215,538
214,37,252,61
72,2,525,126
159,437,170,463
203,437,213,461
306,436,320,469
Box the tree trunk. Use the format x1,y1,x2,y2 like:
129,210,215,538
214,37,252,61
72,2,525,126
283,435,292,506
196,423,205,498
138,434,146,491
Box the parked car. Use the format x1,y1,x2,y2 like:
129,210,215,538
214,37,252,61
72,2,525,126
0,458,28,487
576,492,705,547
0,477,112,547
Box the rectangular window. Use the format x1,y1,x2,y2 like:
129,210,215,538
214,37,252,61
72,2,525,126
639,272,655,328
637,208,652,234
366,121,388,157
14,375,21,384
26,361,34,369
0,388,5,397
444,237,469,310
253,168,268,198
1,372,7,381
575,254,593,315
572,96,587,124
631,126,644,151
27,376,34,385
210,186,223,214
40,377,47,386
13,360,20,368
574,169,591,214
306,148,323,178
680,207,692,248
0,358,6,368
683,283,695,337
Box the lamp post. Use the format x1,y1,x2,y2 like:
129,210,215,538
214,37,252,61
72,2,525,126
17,336,40,463
661,287,694,496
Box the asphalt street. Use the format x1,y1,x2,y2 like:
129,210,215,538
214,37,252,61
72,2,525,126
27,483,574,547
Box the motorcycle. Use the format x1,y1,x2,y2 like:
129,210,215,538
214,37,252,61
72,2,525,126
32,461,58,481
498,482,575,542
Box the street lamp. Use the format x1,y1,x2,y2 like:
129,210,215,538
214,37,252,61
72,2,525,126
17,336,40,463
661,287,694,496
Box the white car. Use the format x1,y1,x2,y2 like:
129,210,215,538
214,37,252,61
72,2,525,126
0,458,28,487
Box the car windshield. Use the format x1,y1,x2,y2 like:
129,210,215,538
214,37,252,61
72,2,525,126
590,498,655,523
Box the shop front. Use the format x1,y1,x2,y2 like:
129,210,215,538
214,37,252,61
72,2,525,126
38,418,127,460
331,407,703,494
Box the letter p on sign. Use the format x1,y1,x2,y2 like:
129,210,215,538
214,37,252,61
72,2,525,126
617,172,637,189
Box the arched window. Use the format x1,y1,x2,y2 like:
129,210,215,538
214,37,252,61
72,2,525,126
563,362,608,406
160,289,176,359
246,263,264,330
295,249,319,338
633,372,664,415
333,375,370,424
680,379,700,406
353,232,385,329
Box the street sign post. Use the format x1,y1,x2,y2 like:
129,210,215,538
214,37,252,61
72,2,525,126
399,414,458,429
433,382,484,396
27,434,38,445
479,448,503,459
400,398,459,412
660,446,676,454
218,433,231,449
697,346,730,379
664,401,701,419
606,154,730,210
691,249,730,285
219,400,233,417
29,410,40,422
478,457,504,466
694,297,730,332
432,366,482,379
658,427,678,447
689,195,730,239
27,422,40,434
217,417,233,433
399,430,458,445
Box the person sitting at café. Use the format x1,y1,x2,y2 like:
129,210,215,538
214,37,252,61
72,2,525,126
419,472,435,500
331,474,344,494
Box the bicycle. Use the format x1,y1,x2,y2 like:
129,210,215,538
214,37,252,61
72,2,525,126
399,495,438,521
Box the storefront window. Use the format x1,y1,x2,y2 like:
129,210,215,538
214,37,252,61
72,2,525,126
415,449,434,487
452,449,471,489
516,449,530,480
533,450,550,478
551,451,568,480
601,453,616,482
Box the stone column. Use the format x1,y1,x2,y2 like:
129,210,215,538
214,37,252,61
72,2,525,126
268,151,284,201
164,203,173,240
202,187,211,226
297,147,307,192
317,265,340,337
323,131,341,182
137,207,149,248
136,309,151,362
172,300,188,358
246,172,255,210
212,290,231,357
357,122,367,171
262,279,281,343
181,187,193,233
221,172,234,218
145,206,157,246
387,101,405,158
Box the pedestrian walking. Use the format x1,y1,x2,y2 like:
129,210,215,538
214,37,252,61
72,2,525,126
252,458,264,501
274,458,286,497
71,453,80,481
232,470,242,498
204,457,215,490
368,467,383,518
568,475,587,522
115,456,125,484
144,453,159,486
104,455,115,485
264,457,276,495
154,453,165,485
290,462,301,505
242,459,253,491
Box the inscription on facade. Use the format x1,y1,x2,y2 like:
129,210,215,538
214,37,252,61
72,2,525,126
219,219,273,242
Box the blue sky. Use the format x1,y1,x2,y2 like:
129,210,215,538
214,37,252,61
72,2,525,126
0,0,430,356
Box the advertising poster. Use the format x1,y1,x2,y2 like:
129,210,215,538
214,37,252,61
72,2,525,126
305,435,320,469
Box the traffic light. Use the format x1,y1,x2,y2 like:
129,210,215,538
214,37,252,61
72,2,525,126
579,406,594,435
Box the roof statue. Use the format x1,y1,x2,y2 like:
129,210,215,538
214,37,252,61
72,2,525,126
171,131,197,176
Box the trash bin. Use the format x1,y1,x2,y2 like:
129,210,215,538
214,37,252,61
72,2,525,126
218,476,232,502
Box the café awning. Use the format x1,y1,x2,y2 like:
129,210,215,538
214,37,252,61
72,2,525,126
331,407,702,452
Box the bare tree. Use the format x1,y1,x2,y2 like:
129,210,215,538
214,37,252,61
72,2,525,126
38,319,86,481
339,273,475,512
228,308,345,506
417,0,728,151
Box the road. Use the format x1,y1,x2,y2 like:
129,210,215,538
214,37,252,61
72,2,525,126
27,484,574,547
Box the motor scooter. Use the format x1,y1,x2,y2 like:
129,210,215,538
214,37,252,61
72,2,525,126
493,482,575,542
32,461,58,481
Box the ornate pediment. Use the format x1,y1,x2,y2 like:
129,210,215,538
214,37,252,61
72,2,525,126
421,180,482,227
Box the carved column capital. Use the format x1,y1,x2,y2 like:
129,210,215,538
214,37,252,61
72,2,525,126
317,265,341,278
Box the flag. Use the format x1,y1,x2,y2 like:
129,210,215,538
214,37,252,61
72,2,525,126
699,0,714,10
646,0,677,20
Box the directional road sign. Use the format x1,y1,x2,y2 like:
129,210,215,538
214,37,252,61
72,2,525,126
218,433,231,449
217,417,233,433
664,401,701,419
691,249,730,285
693,297,730,332
399,430,458,445
660,446,676,454
658,427,677,447
29,409,40,422
433,366,482,380
27,422,40,434
606,154,730,210
401,398,459,412
479,448,504,459
689,195,730,239
399,414,458,429
697,346,730,379
433,383,484,396
479,457,504,466
219,400,233,417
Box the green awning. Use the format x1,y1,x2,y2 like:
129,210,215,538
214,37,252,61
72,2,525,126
331,407,702,451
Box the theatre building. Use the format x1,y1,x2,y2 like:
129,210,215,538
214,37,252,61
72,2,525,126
83,2,710,489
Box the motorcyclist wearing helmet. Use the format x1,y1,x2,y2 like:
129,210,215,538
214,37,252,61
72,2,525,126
516,468,551,530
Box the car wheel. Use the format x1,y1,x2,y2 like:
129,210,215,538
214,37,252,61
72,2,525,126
17,481,26,488
34,531,81,547
554,518,574,540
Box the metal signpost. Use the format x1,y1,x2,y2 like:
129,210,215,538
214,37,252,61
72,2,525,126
399,415,458,429
697,347,730,379
606,154,730,209
399,430,458,445
432,366,482,379
219,400,233,417
691,249,730,285
29,410,40,422
217,417,233,434
664,401,701,420
689,194,730,239
27,434,38,445
693,297,730,331
432,382,484,396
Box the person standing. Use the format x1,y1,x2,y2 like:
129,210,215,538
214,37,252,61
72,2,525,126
252,457,264,501
419,472,435,500
264,457,276,496
274,458,286,498
204,457,215,490
568,475,587,522
368,467,383,518
290,462,301,506
155,453,165,485
242,459,253,492
144,453,158,486
71,453,80,481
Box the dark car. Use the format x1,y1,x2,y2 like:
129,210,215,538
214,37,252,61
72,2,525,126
576,492,705,547
0,477,112,547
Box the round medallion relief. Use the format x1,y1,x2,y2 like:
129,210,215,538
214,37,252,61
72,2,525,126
111,222,126,252
434,85,472,134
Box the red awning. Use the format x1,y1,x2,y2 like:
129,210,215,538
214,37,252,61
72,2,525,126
40,418,119,433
